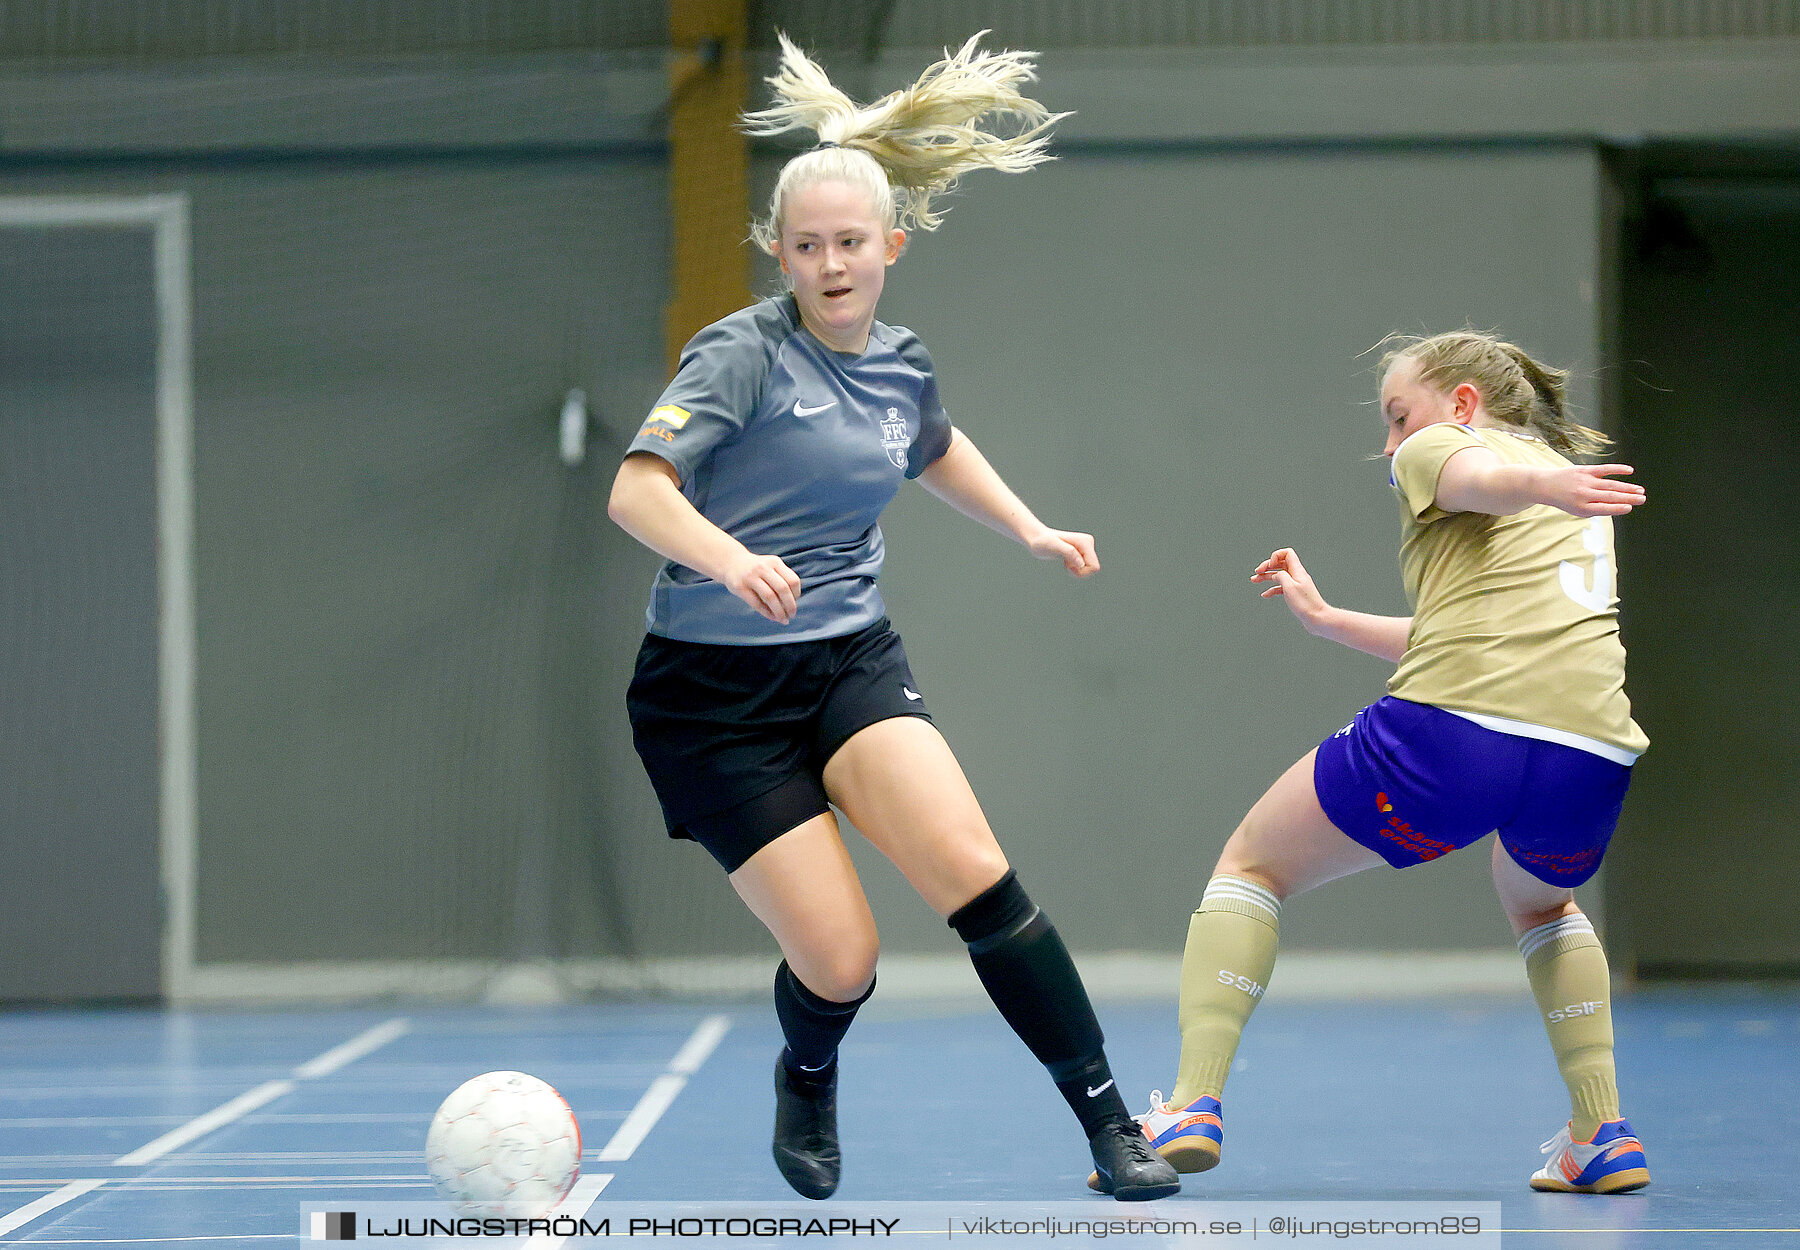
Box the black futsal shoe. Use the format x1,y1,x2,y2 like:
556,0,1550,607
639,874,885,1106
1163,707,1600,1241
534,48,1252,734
772,1055,841,1200
1087,1117,1181,1201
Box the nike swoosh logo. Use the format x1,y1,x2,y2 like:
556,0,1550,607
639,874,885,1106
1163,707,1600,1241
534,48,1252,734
902,687,923,701
1086,1080,1115,1098
793,399,836,416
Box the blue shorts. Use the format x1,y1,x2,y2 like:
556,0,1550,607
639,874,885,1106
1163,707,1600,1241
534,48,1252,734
1313,697,1632,887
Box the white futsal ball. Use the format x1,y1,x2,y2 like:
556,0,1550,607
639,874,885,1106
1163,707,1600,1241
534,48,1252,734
425,1071,581,1216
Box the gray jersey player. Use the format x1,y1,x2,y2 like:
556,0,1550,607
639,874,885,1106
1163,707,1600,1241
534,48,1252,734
608,33,1177,1204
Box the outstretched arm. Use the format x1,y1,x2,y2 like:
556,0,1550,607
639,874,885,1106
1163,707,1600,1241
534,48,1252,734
917,428,1099,577
607,451,802,625
1251,548,1411,663
1435,446,1645,518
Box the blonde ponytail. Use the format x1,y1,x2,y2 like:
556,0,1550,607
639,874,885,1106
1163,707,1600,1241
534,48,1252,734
744,31,1069,249
1380,330,1610,457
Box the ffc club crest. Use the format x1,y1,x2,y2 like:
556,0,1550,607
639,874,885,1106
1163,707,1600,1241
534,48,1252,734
880,407,909,469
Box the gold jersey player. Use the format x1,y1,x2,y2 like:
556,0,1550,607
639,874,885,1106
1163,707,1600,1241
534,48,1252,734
1107,330,1651,1196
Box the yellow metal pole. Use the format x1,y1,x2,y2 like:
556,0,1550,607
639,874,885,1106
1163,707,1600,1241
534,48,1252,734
666,0,752,374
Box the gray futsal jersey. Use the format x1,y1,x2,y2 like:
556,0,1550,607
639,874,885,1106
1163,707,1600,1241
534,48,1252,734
626,295,953,644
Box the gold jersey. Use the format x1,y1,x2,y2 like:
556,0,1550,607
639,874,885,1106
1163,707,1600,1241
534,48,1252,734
1387,422,1648,760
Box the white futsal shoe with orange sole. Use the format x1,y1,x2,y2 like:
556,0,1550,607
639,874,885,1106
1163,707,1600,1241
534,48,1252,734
1530,1119,1650,1194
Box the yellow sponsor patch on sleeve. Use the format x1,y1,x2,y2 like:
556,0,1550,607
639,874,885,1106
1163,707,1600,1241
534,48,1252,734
646,404,691,429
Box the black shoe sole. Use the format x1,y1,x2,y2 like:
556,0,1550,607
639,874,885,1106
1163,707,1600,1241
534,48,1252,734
772,1148,840,1201
1090,1166,1184,1201
1106,1176,1182,1202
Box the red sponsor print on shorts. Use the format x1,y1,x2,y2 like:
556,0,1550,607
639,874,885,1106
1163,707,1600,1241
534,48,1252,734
1371,793,1455,861
1512,846,1602,873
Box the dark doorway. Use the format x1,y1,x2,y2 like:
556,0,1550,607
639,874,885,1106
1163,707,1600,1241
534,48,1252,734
1606,146,1800,979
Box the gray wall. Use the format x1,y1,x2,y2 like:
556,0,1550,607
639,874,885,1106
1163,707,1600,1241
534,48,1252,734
1,27,1795,984
0,157,753,971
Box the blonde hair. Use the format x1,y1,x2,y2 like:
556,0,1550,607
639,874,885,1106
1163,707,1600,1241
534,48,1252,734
1379,330,1609,456
742,31,1068,252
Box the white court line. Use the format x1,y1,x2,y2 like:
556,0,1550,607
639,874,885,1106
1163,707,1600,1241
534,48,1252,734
112,1081,295,1166
0,1150,422,1165
594,1014,729,1163
112,1018,409,1166
7,1237,290,1244
293,1018,411,1079
0,1018,411,1238
0,1177,432,1197
668,1015,732,1075
0,1117,189,1129
0,1112,426,1128
523,1172,613,1248
593,1076,684,1163
0,1179,106,1238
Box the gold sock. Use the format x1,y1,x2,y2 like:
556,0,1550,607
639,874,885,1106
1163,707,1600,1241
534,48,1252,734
1521,912,1620,1141
1173,875,1280,1105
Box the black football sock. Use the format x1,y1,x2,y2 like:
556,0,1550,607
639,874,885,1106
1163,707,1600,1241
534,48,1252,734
950,870,1132,1135
773,960,872,1091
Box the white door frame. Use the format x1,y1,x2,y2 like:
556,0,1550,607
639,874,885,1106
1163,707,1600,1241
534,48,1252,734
0,195,195,1000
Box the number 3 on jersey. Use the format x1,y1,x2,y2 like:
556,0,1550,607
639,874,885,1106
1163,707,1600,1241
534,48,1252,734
1558,516,1613,613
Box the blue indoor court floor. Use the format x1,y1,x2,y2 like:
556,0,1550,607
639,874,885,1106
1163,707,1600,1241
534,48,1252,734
0,986,1795,1249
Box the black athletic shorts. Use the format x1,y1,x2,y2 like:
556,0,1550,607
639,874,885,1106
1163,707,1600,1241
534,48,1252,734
625,617,933,873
